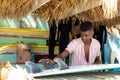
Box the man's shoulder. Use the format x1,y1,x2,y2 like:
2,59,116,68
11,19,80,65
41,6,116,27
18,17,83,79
72,38,82,42
92,38,100,45
70,38,82,44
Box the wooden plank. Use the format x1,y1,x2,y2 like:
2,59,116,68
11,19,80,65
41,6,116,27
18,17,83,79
0,44,59,55
0,27,49,39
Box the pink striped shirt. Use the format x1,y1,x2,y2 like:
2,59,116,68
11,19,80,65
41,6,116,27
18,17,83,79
65,38,101,66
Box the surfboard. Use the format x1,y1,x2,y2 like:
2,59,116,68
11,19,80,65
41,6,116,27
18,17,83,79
28,64,120,78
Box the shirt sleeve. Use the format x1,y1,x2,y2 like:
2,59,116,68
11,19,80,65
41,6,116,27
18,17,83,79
96,41,101,56
65,39,76,54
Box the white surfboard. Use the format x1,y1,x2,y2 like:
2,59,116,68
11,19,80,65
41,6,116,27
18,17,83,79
28,64,120,78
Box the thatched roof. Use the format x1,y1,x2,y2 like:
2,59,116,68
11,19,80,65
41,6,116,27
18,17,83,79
0,0,120,27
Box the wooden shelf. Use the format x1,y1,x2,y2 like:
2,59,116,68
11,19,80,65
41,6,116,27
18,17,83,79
0,27,49,39
0,44,59,55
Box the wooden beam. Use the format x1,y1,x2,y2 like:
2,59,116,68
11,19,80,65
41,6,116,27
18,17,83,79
0,27,49,39
28,0,51,14
0,44,59,55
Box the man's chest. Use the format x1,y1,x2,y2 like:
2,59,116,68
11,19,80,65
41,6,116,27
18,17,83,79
84,44,90,62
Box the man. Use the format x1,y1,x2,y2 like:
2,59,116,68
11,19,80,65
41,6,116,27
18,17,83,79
47,21,101,66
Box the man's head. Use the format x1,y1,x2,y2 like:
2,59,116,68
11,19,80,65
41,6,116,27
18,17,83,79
80,21,94,43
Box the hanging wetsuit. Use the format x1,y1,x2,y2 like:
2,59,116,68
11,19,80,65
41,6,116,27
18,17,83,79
94,25,107,64
48,21,57,59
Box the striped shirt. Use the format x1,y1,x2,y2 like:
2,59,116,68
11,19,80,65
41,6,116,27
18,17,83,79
65,38,101,66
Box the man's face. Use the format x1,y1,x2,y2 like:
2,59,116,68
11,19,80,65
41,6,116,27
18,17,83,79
81,30,94,43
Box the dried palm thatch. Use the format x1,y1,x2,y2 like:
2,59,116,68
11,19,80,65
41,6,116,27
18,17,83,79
74,4,120,27
33,0,78,24
33,0,120,26
101,0,118,19
0,0,119,27
0,0,34,19
107,24,120,35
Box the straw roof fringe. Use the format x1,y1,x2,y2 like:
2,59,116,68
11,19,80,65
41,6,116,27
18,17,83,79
0,0,120,27
33,0,120,26
0,0,33,19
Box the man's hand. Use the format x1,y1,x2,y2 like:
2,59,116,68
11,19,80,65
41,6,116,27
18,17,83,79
39,59,56,65
39,59,56,69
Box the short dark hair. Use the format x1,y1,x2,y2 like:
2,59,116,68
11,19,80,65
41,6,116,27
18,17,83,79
80,21,93,32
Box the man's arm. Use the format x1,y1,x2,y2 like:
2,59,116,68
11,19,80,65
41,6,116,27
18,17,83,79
46,50,69,64
94,56,100,64
56,50,69,59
